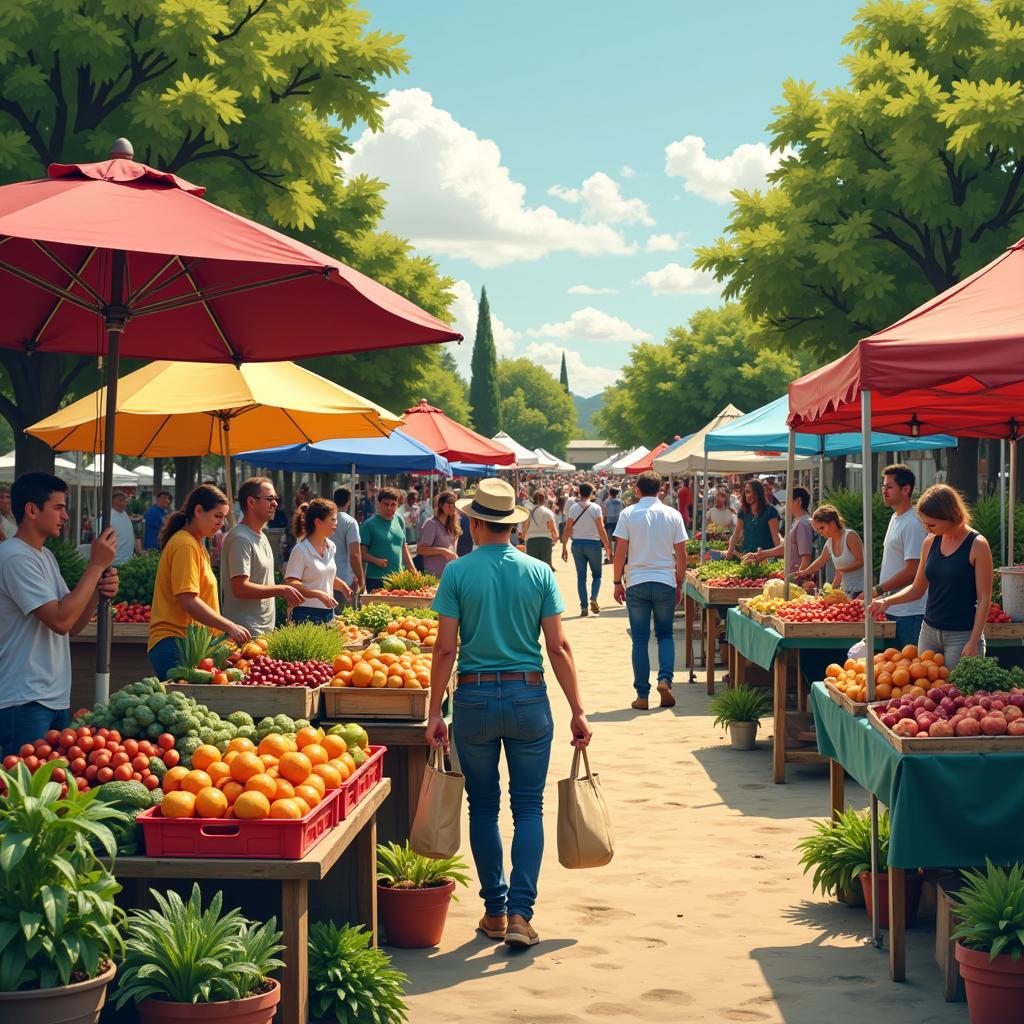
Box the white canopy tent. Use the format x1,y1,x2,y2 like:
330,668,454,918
592,450,623,472
607,445,649,474
535,447,575,471
83,458,140,487
491,431,539,467
134,464,176,486
0,450,83,481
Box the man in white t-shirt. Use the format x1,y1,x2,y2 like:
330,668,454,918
877,463,928,651
612,471,688,710
95,490,141,565
0,486,16,541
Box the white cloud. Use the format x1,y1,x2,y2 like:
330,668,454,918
567,284,618,295
664,135,788,203
549,172,653,226
347,89,635,267
645,233,680,253
524,342,621,398
620,165,636,179
527,307,652,344
637,263,720,296
447,280,519,377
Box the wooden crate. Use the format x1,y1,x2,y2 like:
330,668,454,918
164,682,324,720
867,705,1024,752
695,579,764,605
935,878,966,1002
322,685,428,721
768,616,896,639
824,680,870,716
76,620,150,642
361,593,435,609
984,621,1024,640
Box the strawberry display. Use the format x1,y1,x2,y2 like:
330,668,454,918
988,602,1013,624
114,601,151,623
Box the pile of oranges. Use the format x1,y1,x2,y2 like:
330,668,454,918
338,623,374,646
382,617,438,647
159,727,356,821
329,645,432,689
825,644,950,703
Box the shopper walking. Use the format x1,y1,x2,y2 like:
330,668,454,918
870,485,992,670
561,483,613,616
417,490,461,578
611,471,688,710
332,486,364,602
425,478,591,947
143,490,172,551
522,489,558,567
284,498,353,624
360,487,415,593
602,487,624,563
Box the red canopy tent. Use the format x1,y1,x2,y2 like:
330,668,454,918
624,442,669,474
399,400,516,465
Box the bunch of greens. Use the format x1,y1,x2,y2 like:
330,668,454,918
338,603,438,632
695,558,784,582
115,885,283,1006
949,656,1011,695
796,807,891,898
308,922,408,1024
0,760,126,991
952,859,1024,962
265,621,343,663
45,536,87,590
686,536,728,554
376,841,471,892
379,569,439,591
709,684,771,728
115,549,160,604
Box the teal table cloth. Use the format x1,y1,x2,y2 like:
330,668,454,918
726,607,860,671
812,681,1024,869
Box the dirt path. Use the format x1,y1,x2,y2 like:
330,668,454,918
393,559,964,1023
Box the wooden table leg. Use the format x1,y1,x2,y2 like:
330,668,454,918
736,648,746,687
706,607,717,694
829,759,845,819
684,595,694,674
354,814,379,946
773,651,787,784
280,879,308,1024
889,867,906,981
796,649,807,711
407,748,427,831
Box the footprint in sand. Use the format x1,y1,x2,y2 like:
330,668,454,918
641,989,695,1006
719,1010,772,1022
591,961,625,971
757,825,788,833
623,935,668,948
572,904,634,924
585,1003,639,1017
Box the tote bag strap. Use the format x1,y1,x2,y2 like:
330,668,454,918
570,746,597,784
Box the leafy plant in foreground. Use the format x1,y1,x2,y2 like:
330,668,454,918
376,841,470,893
709,684,771,728
952,859,1024,962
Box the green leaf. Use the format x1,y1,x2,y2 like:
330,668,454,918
19,911,42,942
0,831,31,872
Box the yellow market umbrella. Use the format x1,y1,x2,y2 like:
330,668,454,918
28,360,403,514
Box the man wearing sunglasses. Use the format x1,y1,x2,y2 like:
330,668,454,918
221,477,303,635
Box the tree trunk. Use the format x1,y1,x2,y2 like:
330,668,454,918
830,455,847,491
153,458,163,495
174,457,199,506
283,471,294,512
317,472,332,499
946,437,979,500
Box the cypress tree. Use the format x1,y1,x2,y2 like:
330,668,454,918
559,350,570,393
468,286,502,435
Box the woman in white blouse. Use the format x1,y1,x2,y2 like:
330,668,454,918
284,499,352,624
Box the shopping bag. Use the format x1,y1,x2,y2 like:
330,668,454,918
557,746,614,869
409,746,465,859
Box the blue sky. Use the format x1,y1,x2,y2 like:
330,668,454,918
351,1,863,395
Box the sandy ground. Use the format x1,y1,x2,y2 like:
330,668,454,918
392,560,966,1024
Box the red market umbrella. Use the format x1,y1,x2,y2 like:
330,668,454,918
624,442,669,474
399,400,516,465
0,139,460,697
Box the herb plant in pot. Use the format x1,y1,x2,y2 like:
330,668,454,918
709,684,770,750
113,884,284,1024
376,841,470,948
0,760,125,1024
952,859,1024,1024
795,809,868,906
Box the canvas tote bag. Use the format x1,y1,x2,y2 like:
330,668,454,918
410,746,465,859
557,746,614,869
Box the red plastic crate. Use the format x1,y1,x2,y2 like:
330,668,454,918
138,787,341,859
334,744,386,823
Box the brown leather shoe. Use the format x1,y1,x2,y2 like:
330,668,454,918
504,914,539,946
658,682,676,708
478,914,507,939
631,697,649,710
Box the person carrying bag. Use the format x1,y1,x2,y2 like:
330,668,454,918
557,745,614,868
410,746,465,859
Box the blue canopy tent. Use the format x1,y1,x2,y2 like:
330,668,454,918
448,462,500,477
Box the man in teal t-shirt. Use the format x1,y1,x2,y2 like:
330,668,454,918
359,486,414,592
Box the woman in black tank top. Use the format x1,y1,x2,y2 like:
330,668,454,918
869,485,992,670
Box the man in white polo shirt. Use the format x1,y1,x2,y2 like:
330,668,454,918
612,470,688,710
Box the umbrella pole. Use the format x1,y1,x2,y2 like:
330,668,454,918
783,430,795,598
222,419,236,527
1010,437,1018,565
95,250,126,705
1000,440,1006,565
699,454,709,562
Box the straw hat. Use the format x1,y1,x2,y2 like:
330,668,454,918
456,477,528,525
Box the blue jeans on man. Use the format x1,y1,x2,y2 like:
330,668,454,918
571,539,603,611
453,678,553,921
624,581,677,697
0,702,71,757
887,612,924,652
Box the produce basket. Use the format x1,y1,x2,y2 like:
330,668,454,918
362,592,435,609
322,685,429,721
768,616,896,640
138,787,341,859
695,580,765,604
824,680,870,716
334,744,386,823
983,621,1024,640
867,705,1024,753
163,682,324,720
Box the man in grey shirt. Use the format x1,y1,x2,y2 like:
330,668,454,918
332,486,363,600
221,477,302,636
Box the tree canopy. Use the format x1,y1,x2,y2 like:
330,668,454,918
594,305,801,448
497,358,578,458
468,287,502,437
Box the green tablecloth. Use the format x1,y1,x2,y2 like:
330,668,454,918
725,606,862,670
812,680,1024,869
682,580,704,606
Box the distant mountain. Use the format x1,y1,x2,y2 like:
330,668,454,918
572,392,605,438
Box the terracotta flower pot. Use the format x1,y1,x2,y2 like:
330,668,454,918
0,961,115,1024
955,942,1024,1024
378,880,455,948
858,870,924,929
728,721,758,750
137,979,280,1024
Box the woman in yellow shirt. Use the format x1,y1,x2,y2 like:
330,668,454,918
147,485,252,680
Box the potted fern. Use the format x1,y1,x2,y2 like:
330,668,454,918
952,859,1024,1024
308,922,408,1024
376,841,470,948
113,885,283,1024
0,761,125,1024
709,684,770,749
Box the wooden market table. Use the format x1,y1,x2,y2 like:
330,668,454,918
70,621,154,709
812,683,1024,983
107,778,390,1024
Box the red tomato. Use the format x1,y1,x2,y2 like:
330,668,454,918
142,774,160,790
138,741,154,757
60,730,77,749
18,744,34,758
107,731,121,744
78,735,94,752
84,765,98,781
110,752,130,767
35,744,52,759
23,755,40,771
44,729,61,746
77,726,92,737
69,757,87,776
113,764,134,782
50,766,66,783
75,776,89,792
67,745,84,761
96,766,114,783
123,739,139,757
131,755,149,772
162,749,180,768
96,728,109,739
2,755,21,769
91,735,106,751
157,734,175,750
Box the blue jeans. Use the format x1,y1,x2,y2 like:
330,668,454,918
887,613,924,653
0,703,71,758
453,679,554,921
148,637,180,681
625,582,677,697
291,606,335,625
571,540,603,609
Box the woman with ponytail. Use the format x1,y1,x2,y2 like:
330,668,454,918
147,485,252,680
284,498,352,624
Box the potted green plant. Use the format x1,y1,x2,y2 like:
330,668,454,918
0,760,125,1024
308,921,409,1024
113,884,283,1024
709,684,770,749
952,859,1024,1024
795,809,867,906
376,841,470,948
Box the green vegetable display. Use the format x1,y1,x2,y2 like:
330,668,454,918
45,536,87,590
266,620,343,664
694,558,784,582
338,603,438,632
116,549,160,604
948,656,1020,695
